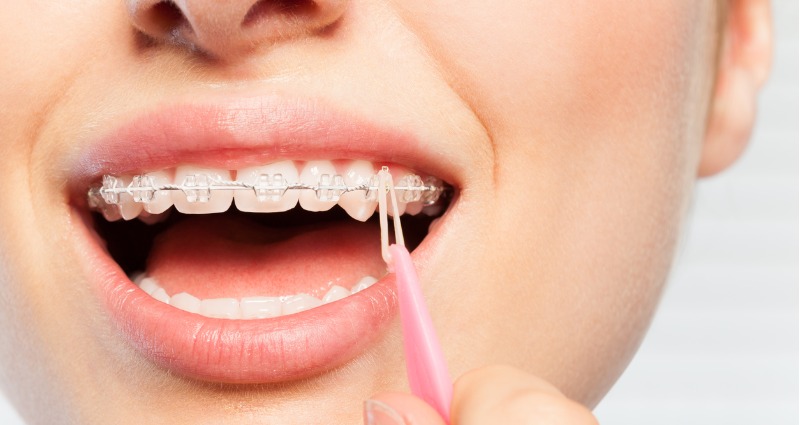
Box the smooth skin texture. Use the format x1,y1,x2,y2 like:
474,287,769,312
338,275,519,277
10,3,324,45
0,0,770,424
367,366,598,425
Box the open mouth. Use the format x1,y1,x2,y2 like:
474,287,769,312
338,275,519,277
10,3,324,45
67,97,461,383
88,160,451,320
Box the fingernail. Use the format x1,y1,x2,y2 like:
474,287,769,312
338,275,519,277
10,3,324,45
363,399,406,425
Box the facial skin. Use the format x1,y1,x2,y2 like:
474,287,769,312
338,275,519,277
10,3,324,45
0,1,771,424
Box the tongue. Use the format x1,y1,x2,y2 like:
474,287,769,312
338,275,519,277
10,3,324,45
146,213,385,299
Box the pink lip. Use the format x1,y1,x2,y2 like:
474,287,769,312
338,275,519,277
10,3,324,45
70,94,457,200
68,94,455,383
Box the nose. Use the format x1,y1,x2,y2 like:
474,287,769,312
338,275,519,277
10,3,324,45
126,0,348,60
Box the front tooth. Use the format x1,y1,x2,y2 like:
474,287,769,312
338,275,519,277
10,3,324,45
298,161,339,212
240,296,282,319
172,166,233,214
200,298,241,319
119,175,144,221
338,160,378,221
282,294,323,315
170,292,201,313
234,161,299,213
141,170,174,214
322,285,351,304
351,276,378,294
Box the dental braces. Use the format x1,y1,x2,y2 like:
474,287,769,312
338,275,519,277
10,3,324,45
87,171,448,209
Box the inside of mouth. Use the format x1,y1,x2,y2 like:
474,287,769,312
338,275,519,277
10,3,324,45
91,203,441,318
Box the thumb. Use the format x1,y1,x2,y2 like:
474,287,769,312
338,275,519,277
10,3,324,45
364,365,597,425
451,365,598,425
364,392,447,425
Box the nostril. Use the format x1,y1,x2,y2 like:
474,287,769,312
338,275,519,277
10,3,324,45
127,0,347,59
242,0,318,28
144,1,189,36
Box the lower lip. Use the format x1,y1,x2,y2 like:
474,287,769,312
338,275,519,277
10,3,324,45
71,209,433,384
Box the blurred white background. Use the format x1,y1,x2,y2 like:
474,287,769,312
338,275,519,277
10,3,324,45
1,1,797,424
595,1,798,423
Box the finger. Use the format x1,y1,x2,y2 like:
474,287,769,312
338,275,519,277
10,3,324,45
364,392,447,425
452,365,598,425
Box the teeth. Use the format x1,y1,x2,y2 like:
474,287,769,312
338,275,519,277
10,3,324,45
422,204,443,217
234,161,300,213
386,166,411,217
172,166,233,214
170,292,202,313
200,298,241,319
118,176,144,221
397,175,424,203
298,160,339,212
133,274,381,319
100,175,122,205
282,294,324,315
94,160,449,220
151,288,170,304
138,277,161,295
131,272,146,284
338,160,378,221
138,210,171,225
240,296,282,319
404,202,424,216
92,175,123,221
351,276,378,294
98,203,123,222
322,285,351,304
141,170,174,214
397,174,425,216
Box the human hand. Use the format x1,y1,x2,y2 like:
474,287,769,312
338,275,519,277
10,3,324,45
364,365,598,425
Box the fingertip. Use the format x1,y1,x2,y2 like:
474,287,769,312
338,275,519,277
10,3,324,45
452,365,544,424
452,365,597,425
454,364,563,402
366,392,447,425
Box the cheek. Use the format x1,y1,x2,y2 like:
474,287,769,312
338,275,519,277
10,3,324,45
0,2,136,420
399,1,716,236
400,0,716,402
399,0,713,154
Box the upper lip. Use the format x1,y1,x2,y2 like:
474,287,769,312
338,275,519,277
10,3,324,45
67,92,460,383
68,93,461,202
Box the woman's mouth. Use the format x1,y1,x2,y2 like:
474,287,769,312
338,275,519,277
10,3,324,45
90,160,449,318
67,96,459,384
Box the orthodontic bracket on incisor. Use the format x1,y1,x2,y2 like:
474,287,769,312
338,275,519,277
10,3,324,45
87,169,448,209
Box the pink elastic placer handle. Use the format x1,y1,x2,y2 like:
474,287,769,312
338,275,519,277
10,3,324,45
390,244,453,423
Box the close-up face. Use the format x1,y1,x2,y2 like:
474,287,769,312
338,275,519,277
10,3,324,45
0,1,770,424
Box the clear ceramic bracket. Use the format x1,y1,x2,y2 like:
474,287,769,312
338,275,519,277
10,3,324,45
87,169,449,210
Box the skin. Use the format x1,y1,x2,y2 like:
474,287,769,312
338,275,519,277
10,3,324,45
0,0,771,424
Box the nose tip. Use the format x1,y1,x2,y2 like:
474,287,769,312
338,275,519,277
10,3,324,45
127,0,348,60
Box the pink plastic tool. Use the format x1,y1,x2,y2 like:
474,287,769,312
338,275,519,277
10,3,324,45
377,167,453,423
390,244,453,422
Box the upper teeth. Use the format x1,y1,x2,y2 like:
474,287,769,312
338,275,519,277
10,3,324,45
89,160,446,222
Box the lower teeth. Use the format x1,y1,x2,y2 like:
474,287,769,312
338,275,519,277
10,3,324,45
133,273,380,319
